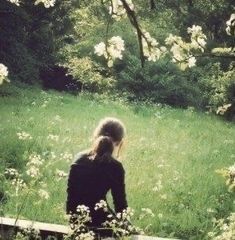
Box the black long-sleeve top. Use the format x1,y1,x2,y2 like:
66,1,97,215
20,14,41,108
66,153,128,227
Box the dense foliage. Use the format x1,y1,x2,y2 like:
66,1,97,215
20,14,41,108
0,0,73,83
0,0,234,117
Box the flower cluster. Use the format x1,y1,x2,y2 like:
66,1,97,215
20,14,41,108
216,163,235,192
165,25,206,70
26,153,44,178
109,0,134,20
55,169,68,179
76,205,92,223
187,25,207,51
94,36,125,67
60,152,73,162
4,168,19,178
15,226,41,240
67,202,143,240
94,199,108,212
7,0,55,7
226,13,235,36
47,134,59,142
67,205,94,240
208,213,235,239
140,208,155,219
17,131,32,140
34,0,55,8
7,0,20,5
141,30,166,62
0,63,9,85
38,189,50,200
4,168,26,196
103,207,143,238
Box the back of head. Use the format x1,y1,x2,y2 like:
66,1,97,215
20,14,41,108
93,117,126,144
90,136,114,161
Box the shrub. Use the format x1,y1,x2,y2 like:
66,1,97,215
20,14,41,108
115,54,204,108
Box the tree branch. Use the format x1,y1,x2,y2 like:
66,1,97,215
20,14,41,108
119,0,145,67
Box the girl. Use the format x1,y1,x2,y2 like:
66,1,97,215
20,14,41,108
66,117,127,233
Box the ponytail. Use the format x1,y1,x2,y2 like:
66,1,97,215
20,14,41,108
89,136,114,161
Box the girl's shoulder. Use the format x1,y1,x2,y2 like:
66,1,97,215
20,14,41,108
104,156,124,171
73,151,90,164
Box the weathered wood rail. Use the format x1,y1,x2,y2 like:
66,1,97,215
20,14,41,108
0,217,177,240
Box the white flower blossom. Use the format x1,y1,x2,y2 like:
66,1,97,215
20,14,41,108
60,152,73,162
17,131,32,140
141,208,155,217
226,14,235,36
38,189,50,200
77,231,95,240
187,25,207,51
109,0,134,20
55,169,68,179
94,36,125,67
94,200,108,212
0,64,9,85
141,30,165,62
7,0,20,5
47,134,59,142
34,0,55,8
94,42,106,57
26,153,44,178
165,25,206,69
228,164,235,176
188,56,196,68
5,168,19,177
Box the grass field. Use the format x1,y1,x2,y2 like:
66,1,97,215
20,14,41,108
0,84,235,240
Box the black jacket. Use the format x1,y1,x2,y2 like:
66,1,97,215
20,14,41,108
66,152,128,226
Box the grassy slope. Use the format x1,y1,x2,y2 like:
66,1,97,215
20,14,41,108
0,84,235,239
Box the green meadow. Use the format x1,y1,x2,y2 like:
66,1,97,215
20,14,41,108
0,84,235,240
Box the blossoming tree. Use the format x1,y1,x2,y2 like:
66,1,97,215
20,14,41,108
0,0,234,85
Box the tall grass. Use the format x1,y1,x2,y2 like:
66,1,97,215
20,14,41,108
0,84,235,239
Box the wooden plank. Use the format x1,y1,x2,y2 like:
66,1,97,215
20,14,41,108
0,217,69,234
132,235,178,240
0,217,178,239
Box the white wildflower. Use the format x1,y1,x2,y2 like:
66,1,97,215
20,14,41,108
160,194,167,200
26,153,44,178
38,189,50,200
55,169,68,179
60,152,73,162
140,208,155,218
78,231,95,240
17,131,32,140
228,164,235,176
5,168,19,177
26,166,40,178
34,0,55,8
94,200,108,212
207,208,215,213
47,134,59,142
152,180,163,192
